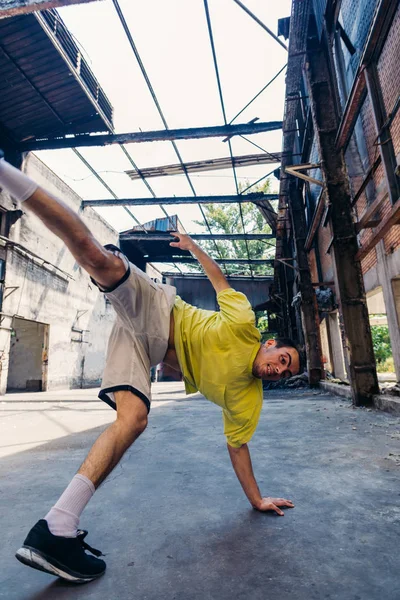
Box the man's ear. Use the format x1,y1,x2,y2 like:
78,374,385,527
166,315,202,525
265,339,276,348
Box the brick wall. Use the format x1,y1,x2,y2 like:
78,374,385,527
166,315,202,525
342,4,400,273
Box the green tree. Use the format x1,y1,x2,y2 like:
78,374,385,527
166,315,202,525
371,324,393,366
193,179,276,276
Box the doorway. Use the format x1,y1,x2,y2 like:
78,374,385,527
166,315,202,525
7,317,49,392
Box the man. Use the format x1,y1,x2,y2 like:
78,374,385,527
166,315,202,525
0,153,300,584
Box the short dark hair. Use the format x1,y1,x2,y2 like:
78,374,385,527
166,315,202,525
274,337,298,350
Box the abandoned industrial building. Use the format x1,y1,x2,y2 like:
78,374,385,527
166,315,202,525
0,0,399,597
0,0,398,405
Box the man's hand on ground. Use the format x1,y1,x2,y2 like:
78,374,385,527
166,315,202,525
253,497,295,516
170,232,196,252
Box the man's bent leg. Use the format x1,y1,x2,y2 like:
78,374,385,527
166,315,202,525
16,391,148,582
45,390,148,536
78,390,148,488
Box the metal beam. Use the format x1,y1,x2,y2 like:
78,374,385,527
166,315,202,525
19,121,283,152
0,0,102,18
82,193,279,207
304,191,327,251
120,233,276,242
148,257,274,265
285,163,324,187
162,272,273,280
126,152,282,181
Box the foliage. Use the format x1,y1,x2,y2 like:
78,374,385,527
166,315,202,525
193,179,276,276
371,324,393,368
377,356,395,373
254,310,269,342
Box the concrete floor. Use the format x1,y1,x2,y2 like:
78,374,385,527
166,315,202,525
0,382,399,600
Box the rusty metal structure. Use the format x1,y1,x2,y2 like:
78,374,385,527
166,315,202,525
275,0,400,403
0,0,102,19
0,0,284,287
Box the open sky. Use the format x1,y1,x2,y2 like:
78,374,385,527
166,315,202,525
35,0,291,244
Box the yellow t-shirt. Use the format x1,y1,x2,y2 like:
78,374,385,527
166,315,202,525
173,288,263,447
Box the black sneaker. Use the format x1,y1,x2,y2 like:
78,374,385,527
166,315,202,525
15,520,106,583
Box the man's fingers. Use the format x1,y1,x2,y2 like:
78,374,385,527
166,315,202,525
272,504,284,516
280,500,294,507
274,498,295,508
170,232,181,247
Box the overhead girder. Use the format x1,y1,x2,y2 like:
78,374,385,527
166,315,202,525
0,0,102,18
19,121,283,152
82,193,279,207
120,233,275,241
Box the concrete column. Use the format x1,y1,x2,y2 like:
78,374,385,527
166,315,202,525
326,312,347,381
376,242,400,381
0,316,12,395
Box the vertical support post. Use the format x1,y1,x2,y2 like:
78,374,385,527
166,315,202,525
305,38,379,405
288,180,323,384
277,0,323,383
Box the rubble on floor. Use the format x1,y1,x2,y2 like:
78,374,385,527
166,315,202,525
263,373,309,390
379,382,400,396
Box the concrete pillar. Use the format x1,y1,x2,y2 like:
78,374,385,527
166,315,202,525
376,242,400,381
0,316,12,395
326,312,347,381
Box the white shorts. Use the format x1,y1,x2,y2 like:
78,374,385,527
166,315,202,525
92,245,176,413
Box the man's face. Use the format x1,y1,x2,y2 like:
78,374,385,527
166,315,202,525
252,340,300,381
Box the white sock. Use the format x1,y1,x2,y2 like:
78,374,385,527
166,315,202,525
0,156,38,202
44,474,95,538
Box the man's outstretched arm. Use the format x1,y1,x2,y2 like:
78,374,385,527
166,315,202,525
227,443,294,515
170,232,230,294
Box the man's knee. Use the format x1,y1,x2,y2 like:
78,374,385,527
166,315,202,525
115,390,149,442
117,409,147,437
